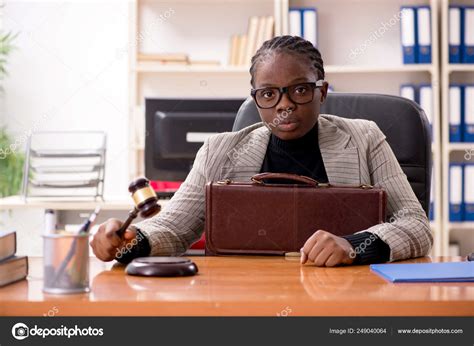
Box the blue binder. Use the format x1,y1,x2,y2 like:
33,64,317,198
401,7,418,64
449,84,464,142
463,85,474,142
429,204,434,221
417,6,432,63
449,163,464,221
400,84,418,103
419,84,433,138
449,6,463,63
462,6,474,63
289,8,302,37
301,8,318,48
371,262,474,283
464,163,474,221
429,173,434,221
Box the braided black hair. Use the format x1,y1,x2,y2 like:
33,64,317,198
249,35,325,87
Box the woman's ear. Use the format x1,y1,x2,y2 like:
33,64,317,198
320,82,329,104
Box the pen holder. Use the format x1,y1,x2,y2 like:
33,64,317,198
42,233,90,294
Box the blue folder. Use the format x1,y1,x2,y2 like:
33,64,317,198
449,163,464,221
464,85,474,142
401,7,418,64
429,173,434,221
429,204,434,220
419,84,433,139
464,163,474,221
449,6,463,63
449,84,464,142
371,262,474,282
417,6,432,63
400,84,418,103
462,6,474,63
301,8,318,48
289,8,302,37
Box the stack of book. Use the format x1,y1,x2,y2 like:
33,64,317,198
228,16,274,66
0,231,28,287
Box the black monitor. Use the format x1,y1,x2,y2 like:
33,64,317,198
145,98,246,183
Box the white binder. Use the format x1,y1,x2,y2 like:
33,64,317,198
289,9,302,37
449,85,462,142
401,7,417,63
419,85,433,126
400,85,416,102
303,9,317,47
449,7,461,62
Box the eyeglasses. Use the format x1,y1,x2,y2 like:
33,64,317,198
250,80,325,109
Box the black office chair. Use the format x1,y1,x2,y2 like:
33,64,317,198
232,93,432,217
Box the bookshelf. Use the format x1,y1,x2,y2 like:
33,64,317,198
448,64,474,72
128,0,443,254
440,0,474,255
440,0,474,257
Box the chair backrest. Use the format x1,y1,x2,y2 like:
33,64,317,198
232,93,432,217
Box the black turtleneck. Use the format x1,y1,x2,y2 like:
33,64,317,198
260,124,328,184
260,124,390,265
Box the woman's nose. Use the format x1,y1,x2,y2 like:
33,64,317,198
276,92,295,113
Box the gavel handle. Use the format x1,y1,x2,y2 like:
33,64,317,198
116,207,139,237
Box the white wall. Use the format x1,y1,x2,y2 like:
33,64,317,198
2,0,130,198
1,0,131,255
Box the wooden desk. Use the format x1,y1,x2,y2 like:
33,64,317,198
1,256,473,316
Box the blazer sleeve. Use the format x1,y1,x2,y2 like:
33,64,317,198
132,139,210,256
362,121,433,261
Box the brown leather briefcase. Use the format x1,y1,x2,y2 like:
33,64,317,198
205,172,387,256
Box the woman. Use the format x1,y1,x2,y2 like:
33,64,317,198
91,36,432,267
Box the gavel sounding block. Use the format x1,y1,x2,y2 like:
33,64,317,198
125,257,198,277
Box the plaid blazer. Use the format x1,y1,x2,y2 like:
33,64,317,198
135,114,433,262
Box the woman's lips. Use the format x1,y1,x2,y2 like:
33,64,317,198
277,121,299,131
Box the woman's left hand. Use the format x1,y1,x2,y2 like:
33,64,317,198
300,230,355,267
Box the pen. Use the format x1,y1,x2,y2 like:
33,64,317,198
78,206,101,234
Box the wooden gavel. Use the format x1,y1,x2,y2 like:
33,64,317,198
116,177,161,237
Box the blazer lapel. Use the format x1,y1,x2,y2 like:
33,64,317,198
220,125,271,181
318,115,361,185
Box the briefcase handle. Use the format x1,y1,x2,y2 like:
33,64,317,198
251,172,327,187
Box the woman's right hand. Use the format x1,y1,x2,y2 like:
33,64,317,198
90,218,137,262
